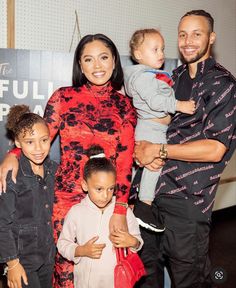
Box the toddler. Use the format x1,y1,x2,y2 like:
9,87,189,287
124,29,195,232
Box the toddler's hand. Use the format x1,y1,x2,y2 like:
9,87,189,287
176,100,196,115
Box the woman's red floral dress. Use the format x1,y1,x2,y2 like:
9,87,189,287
44,83,136,287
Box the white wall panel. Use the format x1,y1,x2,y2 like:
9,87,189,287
15,0,80,52
213,150,236,210
0,0,7,48
7,0,235,76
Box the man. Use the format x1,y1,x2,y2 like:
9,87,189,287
135,10,236,288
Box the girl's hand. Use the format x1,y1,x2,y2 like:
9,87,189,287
75,236,106,259
110,229,139,249
0,153,19,194
7,260,28,288
109,214,128,234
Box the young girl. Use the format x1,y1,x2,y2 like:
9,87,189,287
57,145,143,288
0,105,57,288
124,29,196,232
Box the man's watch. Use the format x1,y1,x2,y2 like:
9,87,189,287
159,144,168,160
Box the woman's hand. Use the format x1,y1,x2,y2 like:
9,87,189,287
0,153,19,194
7,260,28,288
110,229,139,249
109,214,128,234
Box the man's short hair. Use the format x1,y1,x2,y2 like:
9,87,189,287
181,10,214,32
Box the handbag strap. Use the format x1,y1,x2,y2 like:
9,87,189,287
127,248,133,256
115,248,126,262
115,248,134,262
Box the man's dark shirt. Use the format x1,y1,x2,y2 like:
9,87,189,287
0,154,58,270
155,57,236,218
175,68,194,101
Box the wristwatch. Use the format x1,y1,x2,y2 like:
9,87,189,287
159,144,168,160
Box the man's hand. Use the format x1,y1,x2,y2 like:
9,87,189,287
110,229,139,249
75,236,106,259
109,214,128,234
0,153,19,194
7,260,28,288
145,158,165,171
134,141,159,166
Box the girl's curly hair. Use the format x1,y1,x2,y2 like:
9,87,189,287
6,105,47,139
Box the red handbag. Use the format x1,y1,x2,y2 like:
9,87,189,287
114,248,146,288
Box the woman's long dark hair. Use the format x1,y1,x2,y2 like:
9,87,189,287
72,34,123,90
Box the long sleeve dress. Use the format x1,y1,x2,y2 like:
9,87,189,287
44,82,136,287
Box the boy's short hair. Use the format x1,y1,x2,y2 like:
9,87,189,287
129,28,162,62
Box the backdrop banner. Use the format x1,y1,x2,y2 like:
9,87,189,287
0,48,74,162
0,48,178,163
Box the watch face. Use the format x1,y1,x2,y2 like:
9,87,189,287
159,144,168,159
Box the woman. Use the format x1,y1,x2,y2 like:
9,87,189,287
0,34,136,287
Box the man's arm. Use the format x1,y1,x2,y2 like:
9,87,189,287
134,139,227,165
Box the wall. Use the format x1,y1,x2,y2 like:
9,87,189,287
0,0,7,48
0,0,235,75
0,0,235,210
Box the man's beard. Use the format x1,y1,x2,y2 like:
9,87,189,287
180,40,210,64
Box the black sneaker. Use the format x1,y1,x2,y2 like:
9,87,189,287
133,200,165,233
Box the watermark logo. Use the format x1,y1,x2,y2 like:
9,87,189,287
0,63,12,76
210,267,227,284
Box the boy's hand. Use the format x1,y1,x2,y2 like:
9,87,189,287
75,236,106,259
176,100,196,115
110,229,139,249
7,260,28,288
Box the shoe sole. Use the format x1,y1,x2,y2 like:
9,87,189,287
137,218,165,233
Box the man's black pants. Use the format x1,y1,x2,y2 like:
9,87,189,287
136,194,213,288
